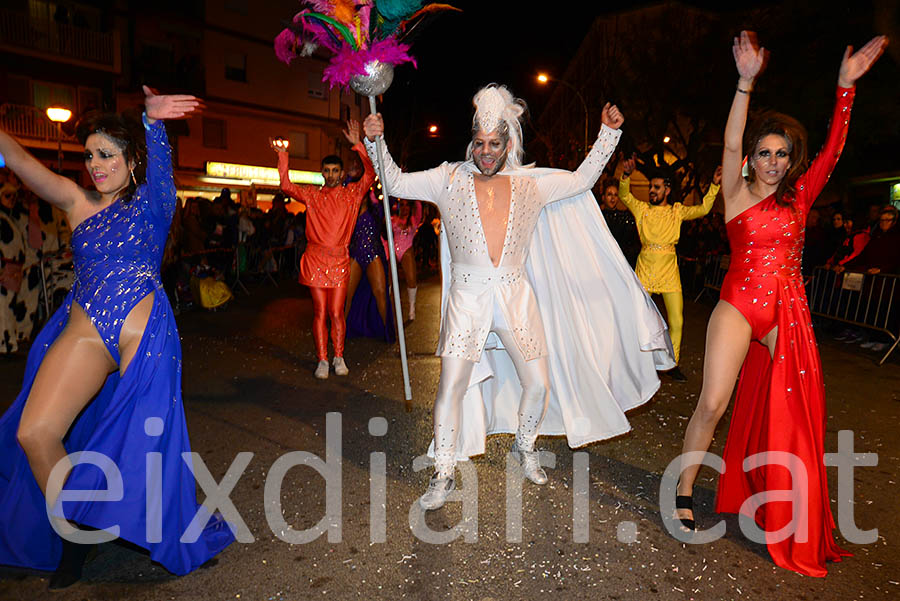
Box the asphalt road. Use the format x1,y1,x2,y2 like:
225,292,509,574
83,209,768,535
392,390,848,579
1,276,898,601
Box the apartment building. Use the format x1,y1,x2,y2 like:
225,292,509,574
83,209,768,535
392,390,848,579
1,0,366,207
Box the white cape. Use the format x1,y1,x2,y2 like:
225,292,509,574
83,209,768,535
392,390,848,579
430,166,675,460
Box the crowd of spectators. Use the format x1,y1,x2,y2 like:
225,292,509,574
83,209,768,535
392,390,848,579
817,204,900,276
810,203,900,352
164,188,308,310
0,168,73,355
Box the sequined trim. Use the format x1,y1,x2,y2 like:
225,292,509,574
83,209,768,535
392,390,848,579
450,263,525,286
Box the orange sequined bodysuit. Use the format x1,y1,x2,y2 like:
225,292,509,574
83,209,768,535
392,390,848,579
716,86,855,577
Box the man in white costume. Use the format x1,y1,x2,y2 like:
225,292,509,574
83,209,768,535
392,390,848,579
364,85,675,510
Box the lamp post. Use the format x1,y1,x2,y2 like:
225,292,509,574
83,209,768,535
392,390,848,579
46,107,72,173
537,73,589,158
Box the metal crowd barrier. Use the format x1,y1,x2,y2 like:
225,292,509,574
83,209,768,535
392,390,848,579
695,254,898,365
36,249,74,326
806,266,898,365
694,254,730,302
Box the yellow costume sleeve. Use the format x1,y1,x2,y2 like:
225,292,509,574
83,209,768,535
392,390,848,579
679,183,720,221
618,175,644,217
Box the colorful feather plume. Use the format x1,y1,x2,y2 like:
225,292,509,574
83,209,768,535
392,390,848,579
274,0,459,89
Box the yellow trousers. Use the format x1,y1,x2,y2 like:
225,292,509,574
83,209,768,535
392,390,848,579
660,291,684,365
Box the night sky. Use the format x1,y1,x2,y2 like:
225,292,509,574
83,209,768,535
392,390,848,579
372,1,766,168
365,1,898,177
376,1,604,166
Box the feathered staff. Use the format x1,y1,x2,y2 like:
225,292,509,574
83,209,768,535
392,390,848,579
275,1,459,89
275,1,460,403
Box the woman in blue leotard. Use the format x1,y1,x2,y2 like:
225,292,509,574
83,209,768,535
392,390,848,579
0,86,233,589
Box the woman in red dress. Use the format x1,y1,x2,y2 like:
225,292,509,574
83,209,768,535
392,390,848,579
673,31,887,577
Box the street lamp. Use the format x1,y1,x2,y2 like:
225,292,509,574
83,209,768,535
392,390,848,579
46,106,72,173
537,72,589,157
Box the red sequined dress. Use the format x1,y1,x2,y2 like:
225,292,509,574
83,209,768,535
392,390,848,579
716,86,855,577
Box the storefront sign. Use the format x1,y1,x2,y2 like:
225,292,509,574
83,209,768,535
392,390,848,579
206,162,324,186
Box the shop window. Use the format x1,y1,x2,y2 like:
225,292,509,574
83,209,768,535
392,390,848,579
225,51,247,83
308,71,326,100
289,131,308,159
203,118,227,149
32,81,75,111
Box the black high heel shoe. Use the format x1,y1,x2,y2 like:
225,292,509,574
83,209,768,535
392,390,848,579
675,494,695,531
48,539,94,590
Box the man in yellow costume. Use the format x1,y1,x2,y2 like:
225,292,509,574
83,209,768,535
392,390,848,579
619,157,721,381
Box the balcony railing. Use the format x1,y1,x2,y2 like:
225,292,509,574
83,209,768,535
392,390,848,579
0,8,118,70
0,104,78,144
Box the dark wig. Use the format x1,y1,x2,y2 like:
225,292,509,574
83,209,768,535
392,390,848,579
647,166,680,201
744,111,808,207
76,108,148,200
321,154,343,169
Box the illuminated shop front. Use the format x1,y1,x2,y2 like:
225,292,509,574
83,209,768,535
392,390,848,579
174,162,325,213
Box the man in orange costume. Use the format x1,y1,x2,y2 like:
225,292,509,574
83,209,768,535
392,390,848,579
274,120,375,379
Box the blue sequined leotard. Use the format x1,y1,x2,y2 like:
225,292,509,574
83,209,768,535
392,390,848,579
349,201,384,270
72,115,172,363
347,201,394,341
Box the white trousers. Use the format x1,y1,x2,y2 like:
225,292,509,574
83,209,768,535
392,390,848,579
432,298,550,478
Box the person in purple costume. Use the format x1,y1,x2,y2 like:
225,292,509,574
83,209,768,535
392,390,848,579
346,190,394,341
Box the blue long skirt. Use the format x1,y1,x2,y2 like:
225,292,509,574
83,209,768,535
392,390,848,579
0,292,234,575
346,258,395,343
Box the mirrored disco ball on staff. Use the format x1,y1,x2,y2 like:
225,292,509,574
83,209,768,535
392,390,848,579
349,61,394,97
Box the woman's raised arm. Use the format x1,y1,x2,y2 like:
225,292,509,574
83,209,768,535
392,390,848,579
0,129,83,211
722,31,766,203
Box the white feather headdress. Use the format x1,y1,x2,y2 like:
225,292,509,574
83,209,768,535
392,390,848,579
466,84,531,170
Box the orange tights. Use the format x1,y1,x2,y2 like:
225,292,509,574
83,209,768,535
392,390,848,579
310,286,347,360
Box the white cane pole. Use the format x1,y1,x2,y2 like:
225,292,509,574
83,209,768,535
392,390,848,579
369,95,412,402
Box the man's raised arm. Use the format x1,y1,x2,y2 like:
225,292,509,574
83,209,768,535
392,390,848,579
363,113,447,207
273,141,311,206
617,155,643,216
537,102,624,205
680,166,722,221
